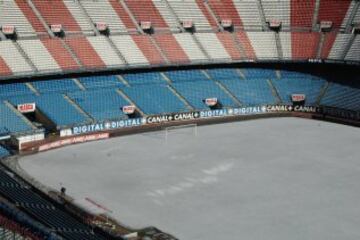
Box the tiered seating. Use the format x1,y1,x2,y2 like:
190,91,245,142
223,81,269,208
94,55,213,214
207,68,243,81
279,32,292,59
232,0,262,30
0,41,33,74
243,68,277,79
108,0,137,30
0,102,33,135
41,38,79,70
63,0,94,34
217,78,276,106
195,0,218,29
31,79,81,93
0,83,33,99
320,32,337,59
235,32,256,59
165,69,209,82
262,0,291,30
78,75,125,89
317,0,352,30
291,32,319,59
153,34,190,63
216,32,243,60
167,0,212,31
173,33,207,61
9,94,88,127
110,35,149,65
0,170,107,240
290,0,316,30
18,39,61,72
207,0,245,29
195,33,231,60
80,0,128,33
122,84,188,115
65,36,105,68
32,0,84,34
122,72,167,85
125,0,170,31
86,36,125,67
321,83,360,111
0,0,38,37
328,34,352,60
354,8,360,25
345,35,360,62
271,76,326,105
68,89,129,121
152,0,181,31
247,32,278,59
13,0,46,35
0,57,12,76
172,80,237,109
131,35,165,65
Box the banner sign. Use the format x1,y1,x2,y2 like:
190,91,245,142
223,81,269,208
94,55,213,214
39,133,109,152
200,106,266,118
146,112,200,124
266,105,320,113
2,25,15,35
322,106,360,121
17,103,36,113
291,94,306,102
72,118,143,135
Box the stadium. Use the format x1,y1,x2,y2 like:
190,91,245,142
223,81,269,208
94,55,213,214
0,0,360,239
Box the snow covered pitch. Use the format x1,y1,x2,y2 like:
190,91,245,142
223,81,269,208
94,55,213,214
20,118,360,240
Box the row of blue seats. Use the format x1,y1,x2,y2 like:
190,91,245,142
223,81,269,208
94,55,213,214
0,145,10,158
1,68,359,135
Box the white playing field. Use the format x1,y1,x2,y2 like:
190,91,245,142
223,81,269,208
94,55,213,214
19,118,360,240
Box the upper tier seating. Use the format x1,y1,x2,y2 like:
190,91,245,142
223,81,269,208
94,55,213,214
317,0,352,30
216,32,243,60
172,80,238,109
153,34,190,63
68,89,129,121
172,33,207,62
0,101,34,135
345,35,360,62
262,0,291,30
165,70,209,82
207,0,245,30
279,32,292,59
167,0,212,31
290,0,315,30
0,41,33,74
122,84,189,115
232,0,262,30
321,83,360,111
8,94,89,127
271,76,326,105
80,0,128,33
328,34,352,60
152,0,181,31
195,33,231,60
247,32,278,59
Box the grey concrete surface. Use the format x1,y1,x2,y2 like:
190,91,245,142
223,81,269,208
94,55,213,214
19,118,360,240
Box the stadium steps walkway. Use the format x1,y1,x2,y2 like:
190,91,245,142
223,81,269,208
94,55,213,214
267,79,282,104
105,37,129,65
316,81,330,105
202,1,223,31
256,0,268,30
75,0,100,35
63,94,94,122
13,41,37,72
116,75,130,87
59,39,83,68
115,89,145,116
342,33,357,60
72,78,86,91
316,33,326,59
236,69,246,79
119,0,144,33
167,85,195,111
149,35,170,64
275,70,281,79
27,0,54,37
274,32,283,60
345,1,360,33
3,100,37,130
190,34,211,60
163,0,184,32
231,33,247,60
25,82,40,95
312,0,321,31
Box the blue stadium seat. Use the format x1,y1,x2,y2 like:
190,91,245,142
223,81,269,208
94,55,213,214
172,81,238,109
68,89,129,121
271,77,326,105
218,78,276,106
206,68,242,81
0,102,33,135
77,75,125,89
0,145,10,158
321,83,360,111
0,83,34,99
122,72,167,85
165,70,209,82
9,94,88,127
122,85,188,115
243,68,277,79
32,79,81,93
